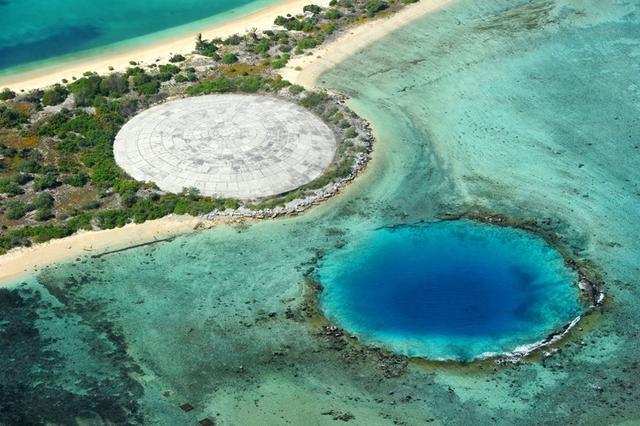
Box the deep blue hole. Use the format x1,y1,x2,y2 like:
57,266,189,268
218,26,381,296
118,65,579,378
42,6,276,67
317,220,582,360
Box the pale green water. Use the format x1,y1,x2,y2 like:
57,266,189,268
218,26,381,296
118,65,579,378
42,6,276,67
2,0,640,423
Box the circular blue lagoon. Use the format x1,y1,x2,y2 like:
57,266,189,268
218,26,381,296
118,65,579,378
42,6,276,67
316,221,583,361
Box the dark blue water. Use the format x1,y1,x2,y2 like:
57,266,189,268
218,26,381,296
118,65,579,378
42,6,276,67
0,0,276,73
317,221,582,360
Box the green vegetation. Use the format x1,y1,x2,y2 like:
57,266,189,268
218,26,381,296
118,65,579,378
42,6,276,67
42,84,69,106
0,105,28,128
325,8,342,19
68,74,102,106
365,0,389,14
222,53,239,64
0,88,16,101
270,54,291,69
289,84,305,95
100,74,129,98
195,33,220,58
169,54,186,63
274,15,318,32
303,4,322,14
187,75,268,95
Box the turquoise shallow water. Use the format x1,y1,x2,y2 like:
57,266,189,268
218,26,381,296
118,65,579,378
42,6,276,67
2,0,640,423
317,221,581,361
0,0,279,75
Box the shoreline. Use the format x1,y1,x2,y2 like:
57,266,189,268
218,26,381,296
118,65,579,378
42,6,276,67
281,0,454,88
0,0,453,284
0,215,217,285
0,0,331,92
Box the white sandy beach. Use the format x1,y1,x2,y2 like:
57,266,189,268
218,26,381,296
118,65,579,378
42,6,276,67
0,0,454,283
0,0,331,92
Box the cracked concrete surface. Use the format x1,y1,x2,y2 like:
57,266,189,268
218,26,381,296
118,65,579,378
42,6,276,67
114,95,336,199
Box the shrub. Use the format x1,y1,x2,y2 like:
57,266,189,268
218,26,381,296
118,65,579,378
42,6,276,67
296,36,323,51
0,178,23,196
34,208,54,221
0,88,16,101
236,75,265,93
64,172,89,187
222,34,243,46
30,225,75,243
90,161,121,187
365,0,388,14
274,15,318,32
325,9,342,19
300,91,329,108
195,34,220,57
100,74,129,98
131,72,160,95
78,200,100,210
5,201,29,220
289,84,305,95
169,54,186,63
159,64,180,74
13,173,32,185
42,84,69,106
303,4,322,14
68,75,103,106
251,39,272,55
0,105,28,128
113,179,140,194
187,77,236,95
321,23,337,34
95,209,130,229
16,159,39,173
32,192,54,209
271,54,291,69
139,80,161,95
37,108,72,137
120,191,137,208
33,173,60,191
222,53,239,64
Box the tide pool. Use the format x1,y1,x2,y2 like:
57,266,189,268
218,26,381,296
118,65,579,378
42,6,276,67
317,221,581,360
0,0,280,74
